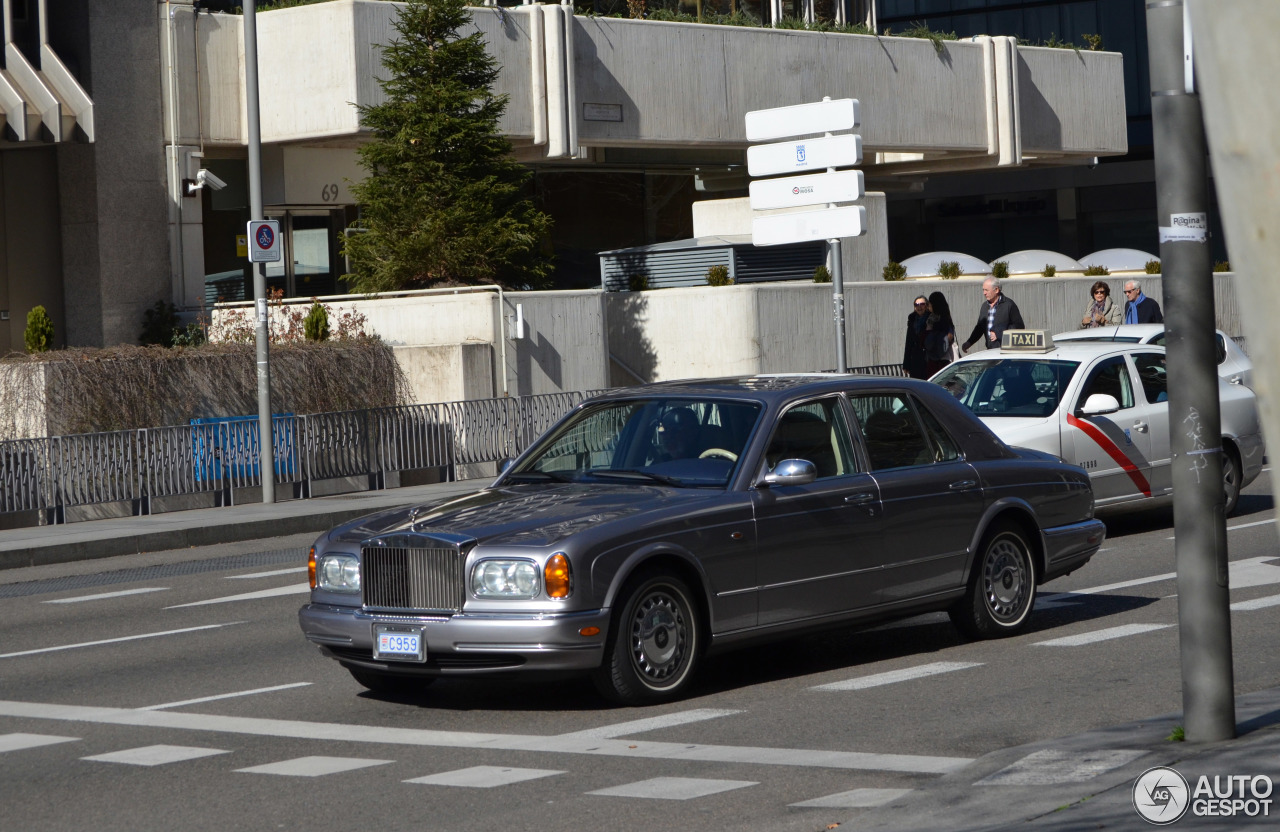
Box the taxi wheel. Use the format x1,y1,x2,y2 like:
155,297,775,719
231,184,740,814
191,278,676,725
593,571,702,706
348,667,434,697
950,523,1037,639
1223,445,1242,516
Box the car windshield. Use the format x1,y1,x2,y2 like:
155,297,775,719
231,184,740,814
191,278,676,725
932,359,1080,418
507,398,763,487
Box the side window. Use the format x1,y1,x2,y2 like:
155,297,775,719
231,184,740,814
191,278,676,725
916,401,962,462
765,397,858,479
1133,352,1169,404
848,393,934,471
1077,357,1135,411
1215,334,1228,365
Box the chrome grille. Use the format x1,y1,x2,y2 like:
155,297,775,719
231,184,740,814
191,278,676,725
361,546,462,613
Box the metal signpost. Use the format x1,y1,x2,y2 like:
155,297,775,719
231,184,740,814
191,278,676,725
746,98,865,372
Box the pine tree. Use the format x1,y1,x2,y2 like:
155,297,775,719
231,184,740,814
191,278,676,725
343,0,553,291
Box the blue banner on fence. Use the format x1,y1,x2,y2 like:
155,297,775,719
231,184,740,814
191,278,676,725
191,415,296,482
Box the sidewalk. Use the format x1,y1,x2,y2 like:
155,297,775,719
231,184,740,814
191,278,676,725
0,479,481,571
845,686,1280,831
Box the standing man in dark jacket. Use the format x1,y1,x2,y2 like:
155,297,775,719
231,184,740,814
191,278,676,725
902,295,930,379
1122,280,1164,324
962,277,1025,352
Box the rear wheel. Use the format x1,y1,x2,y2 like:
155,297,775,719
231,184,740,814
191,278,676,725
593,571,702,706
1222,443,1242,516
348,667,434,697
950,523,1037,639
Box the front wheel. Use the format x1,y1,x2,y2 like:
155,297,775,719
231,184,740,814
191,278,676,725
950,524,1037,639
1222,444,1242,516
593,572,702,706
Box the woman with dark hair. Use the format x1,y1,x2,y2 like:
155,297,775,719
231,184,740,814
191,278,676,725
923,291,957,377
1081,281,1123,328
902,295,930,379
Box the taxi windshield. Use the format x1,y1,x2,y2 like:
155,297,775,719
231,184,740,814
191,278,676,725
932,359,1080,418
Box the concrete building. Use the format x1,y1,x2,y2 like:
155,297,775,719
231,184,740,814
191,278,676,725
1,0,1125,368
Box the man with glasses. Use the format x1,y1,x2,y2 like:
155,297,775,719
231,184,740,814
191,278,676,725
902,295,930,379
1122,279,1164,324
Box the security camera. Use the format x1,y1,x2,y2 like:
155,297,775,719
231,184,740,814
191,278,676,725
184,168,227,196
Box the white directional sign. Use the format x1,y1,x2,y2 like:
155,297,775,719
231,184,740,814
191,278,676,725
747,134,862,178
749,170,865,211
247,220,282,263
745,98,860,141
752,205,866,247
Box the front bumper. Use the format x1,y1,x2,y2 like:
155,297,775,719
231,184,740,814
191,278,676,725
298,603,610,676
1041,518,1107,582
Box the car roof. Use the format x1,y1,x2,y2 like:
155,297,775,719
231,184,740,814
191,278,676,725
1054,324,1229,342
949,341,1162,363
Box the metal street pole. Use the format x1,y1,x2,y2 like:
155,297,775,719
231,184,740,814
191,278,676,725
244,0,275,504
824,99,848,374
1146,0,1234,741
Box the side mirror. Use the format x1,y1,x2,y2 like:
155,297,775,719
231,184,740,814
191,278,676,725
498,458,514,474
1079,393,1121,416
760,458,817,487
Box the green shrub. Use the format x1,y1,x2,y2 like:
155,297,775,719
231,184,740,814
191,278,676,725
1214,260,1231,272
628,273,650,292
813,265,831,284
1084,265,1110,276
304,302,331,341
1082,33,1103,51
938,260,961,279
24,306,54,354
1041,264,1057,277
882,261,907,282
139,300,181,346
172,323,207,348
1145,260,1162,274
991,261,1009,280
706,265,733,286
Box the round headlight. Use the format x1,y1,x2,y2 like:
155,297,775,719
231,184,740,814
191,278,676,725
342,559,360,589
513,562,538,595
481,561,508,593
322,558,343,586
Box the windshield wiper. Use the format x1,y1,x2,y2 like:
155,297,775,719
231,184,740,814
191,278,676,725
504,470,573,483
588,469,684,486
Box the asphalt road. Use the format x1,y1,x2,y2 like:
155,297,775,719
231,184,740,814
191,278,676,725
1,475,1277,832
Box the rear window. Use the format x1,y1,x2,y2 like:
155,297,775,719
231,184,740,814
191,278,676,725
932,359,1080,418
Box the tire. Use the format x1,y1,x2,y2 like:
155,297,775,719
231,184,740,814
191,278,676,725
348,667,434,697
1222,444,1242,516
950,523,1037,639
593,571,702,706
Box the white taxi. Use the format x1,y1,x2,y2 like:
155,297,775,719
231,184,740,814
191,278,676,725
931,331,1264,514
1053,324,1253,389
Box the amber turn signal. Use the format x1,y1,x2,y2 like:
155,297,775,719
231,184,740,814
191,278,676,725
308,546,317,589
579,626,600,637
544,553,571,599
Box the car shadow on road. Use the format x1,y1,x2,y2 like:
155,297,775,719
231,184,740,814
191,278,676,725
1098,491,1273,540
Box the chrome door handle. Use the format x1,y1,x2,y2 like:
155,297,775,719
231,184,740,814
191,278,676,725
1230,375,1243,385
1133,422,1148,433
844,492,876,504
949,480,977,491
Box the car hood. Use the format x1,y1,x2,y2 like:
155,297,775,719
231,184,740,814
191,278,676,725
326,484,712,548
975,415,1061,456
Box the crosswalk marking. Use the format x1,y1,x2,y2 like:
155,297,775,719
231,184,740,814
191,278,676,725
136,682,313,711
1034,623,1172,647
811,662,983,691
975,749,1148,785
0,733,79,753
405,766,564,788
82,745,230,766
559,708,743,739
1231,593,1280,611
236,756,393,777
789,788,913,808
44,588,168,604
0,699,974,774
166,584,310,608
0,622,244,659
588,777,756,800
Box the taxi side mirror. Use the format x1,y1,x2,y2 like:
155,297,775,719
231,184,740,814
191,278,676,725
759,458,817,487
1079,394,1121,416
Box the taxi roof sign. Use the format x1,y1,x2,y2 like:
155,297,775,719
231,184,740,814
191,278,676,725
1001,330,1054,353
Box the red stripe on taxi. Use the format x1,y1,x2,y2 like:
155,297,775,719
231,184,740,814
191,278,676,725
1066,413,1152,497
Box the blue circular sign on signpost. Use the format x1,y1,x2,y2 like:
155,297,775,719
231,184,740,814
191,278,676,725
256,225,275,249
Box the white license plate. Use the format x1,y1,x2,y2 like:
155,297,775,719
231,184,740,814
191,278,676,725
372,626,425,662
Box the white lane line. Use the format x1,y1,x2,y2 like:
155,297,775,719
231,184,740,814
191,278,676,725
1040,573,1176,602
1168,517,1277,539
227,567,308,580
137,683,313,712
811,662,983,692
559,708,743,739
165,584,309,608
790,788,914,809
1044,557,1280,605
0,699,974,774
976,749,1148,785
43,588,169,604
236,756,393,777
82,745,230,766
1034,623,1172,647
0,733,79,753
1231,593,1280,611
588,777,756,800
405,766,565,788
0,623,244,659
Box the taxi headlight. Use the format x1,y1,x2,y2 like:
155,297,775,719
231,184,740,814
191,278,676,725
472,560,540,598
317,554,361,593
